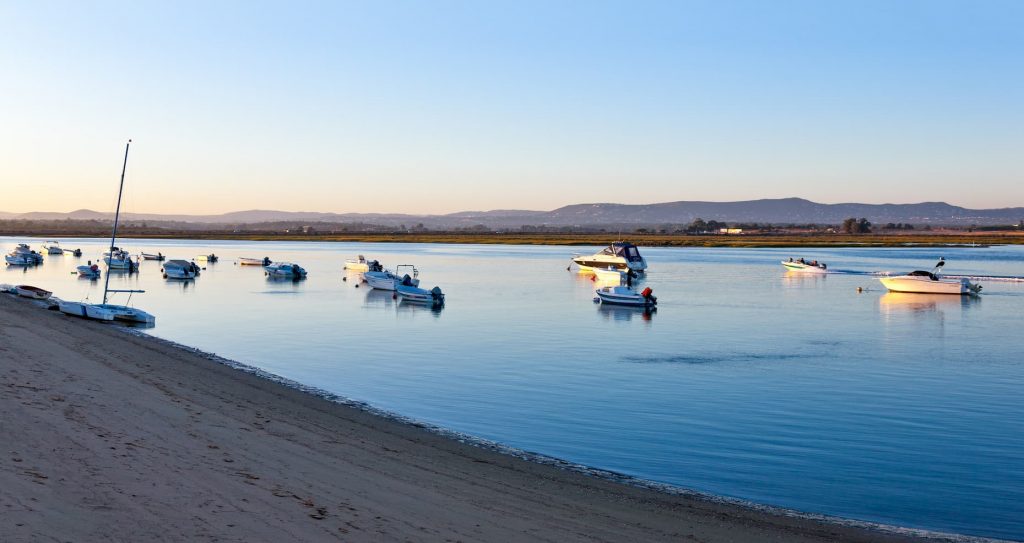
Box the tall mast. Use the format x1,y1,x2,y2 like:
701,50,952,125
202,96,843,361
102,139,131,305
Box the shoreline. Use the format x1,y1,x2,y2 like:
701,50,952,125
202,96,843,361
3,231,1024,248
0,294,1004,542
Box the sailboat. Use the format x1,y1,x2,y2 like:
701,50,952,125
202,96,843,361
58,140,155,325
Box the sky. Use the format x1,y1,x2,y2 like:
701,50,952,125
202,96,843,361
1,0,1022,215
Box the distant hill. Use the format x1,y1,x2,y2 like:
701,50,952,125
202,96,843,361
2,198,1022,227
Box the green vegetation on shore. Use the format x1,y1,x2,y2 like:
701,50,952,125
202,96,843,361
3,228,1022,248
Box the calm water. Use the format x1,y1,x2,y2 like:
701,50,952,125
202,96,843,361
5,236,1023,540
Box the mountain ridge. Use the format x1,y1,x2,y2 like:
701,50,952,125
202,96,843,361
2,198,1022,227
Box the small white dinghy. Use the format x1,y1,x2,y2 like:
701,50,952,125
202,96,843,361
141,252,166,261
77,262,102,278
595,285,658,308
15,285,52,300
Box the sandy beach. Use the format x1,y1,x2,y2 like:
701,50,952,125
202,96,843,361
0,293,960,542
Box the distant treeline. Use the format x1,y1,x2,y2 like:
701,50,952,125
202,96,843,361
1,217,1021,238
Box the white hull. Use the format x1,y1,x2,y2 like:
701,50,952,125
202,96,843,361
59,301,116,321
591,267,627,283
396,284,445,306
364,271,419,291
879,275,976,295
5,255,35,266
77,265,101,278
141,253,165,261
15,285,51,299
238,257,268,266
264,263,307,278
782,261,827,273
595,286,657,308
344,261,370,272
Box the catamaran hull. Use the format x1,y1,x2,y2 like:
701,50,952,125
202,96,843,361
879,276,976,295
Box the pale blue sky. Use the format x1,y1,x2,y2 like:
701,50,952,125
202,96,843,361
1,1,1021,214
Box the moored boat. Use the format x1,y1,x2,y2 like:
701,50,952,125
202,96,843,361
6,244,44,266
782,258,827,273
141,252,166,261
42,241,64,255
344,255,373,272
162,259,200,280
396,282,445,307
572,242,648,273
364,264,419,291
264,262,307,279
239,257,271,266
196,253,218,263
594,285,658,308
77,262,102,278
15,285,52,300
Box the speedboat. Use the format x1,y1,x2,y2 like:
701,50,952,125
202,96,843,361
42,241,64,255
239,257,271,266
572,242,647,273
878,259,981,295
141,252,166,261
364,264,419,290
162,259,200,280
195,254,218,263
14,285,52,300
396,281,445,307
594,285,658,308
782,259,827,273
264,262,307,279
344,255,372,272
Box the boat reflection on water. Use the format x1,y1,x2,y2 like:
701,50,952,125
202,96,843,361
363,288,397,309
782,270,827,286
879,292,980,315
597,304,655,323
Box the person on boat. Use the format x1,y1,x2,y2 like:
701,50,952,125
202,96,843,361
798,258,805,264
158,252,163,259
789,257,794,262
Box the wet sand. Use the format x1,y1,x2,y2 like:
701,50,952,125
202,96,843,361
0,293,961,542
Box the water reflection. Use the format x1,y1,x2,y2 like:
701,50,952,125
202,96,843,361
597,304,655,322
879,292,980,315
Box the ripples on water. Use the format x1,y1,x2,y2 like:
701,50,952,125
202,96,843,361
4,237,1023,540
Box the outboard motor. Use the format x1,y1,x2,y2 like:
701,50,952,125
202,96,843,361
430,286,445,306
640,287,657,306
263,257,271,266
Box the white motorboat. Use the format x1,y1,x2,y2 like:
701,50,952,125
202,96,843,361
239,257,271,266
364,264,419,291
77,262,102,278
15,285,52,300
5,253,35,266
264,262,307,279
782,259,827,273
162,259,200,280
344,255,373,272
141,252,166,261
58,140,154,325
878,258,981,295
396,282,445,307
103,247,137,271
42,241,64,255
594,285,658,308
591,266,627,284
572,242,648,273
6,244,44,265
195,253,218,263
